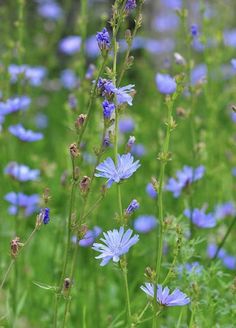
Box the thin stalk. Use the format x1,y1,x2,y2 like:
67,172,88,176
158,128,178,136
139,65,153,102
213,216,236,259
122,264,131,323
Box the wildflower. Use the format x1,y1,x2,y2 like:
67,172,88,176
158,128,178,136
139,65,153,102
174,52,186,66
127,136,136,149
60,69,79,90
119,117,135,133
184,208,216,228
125,199,140,215
4,192,39,216
146,183,157,199
37,1,63,21
190,24,199,37
8,124,43,142
68,95,77,110
96,28,110,52
125,0,136,11
224,29,236,48
207,243,236,270
178,262,203,276
78,226,102,247
0,96,31,115
95,153,140,187
4,162,40,182
165,165,205,198
155,73,176,94
102,100,115,119
207,243,226,259
141,283,190,306
85,64,96,80
214,202,236,220
191,64,207,86
59,36,82,55
131,144,146,157
8,64,47,86
92,227,139,266
133,215,157,233
231,58,236,69
42,208,50,224
116,84,135,106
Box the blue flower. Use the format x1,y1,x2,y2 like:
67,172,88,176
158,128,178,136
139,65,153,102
42,208,50,224
8,65,47,86
146,183,157,199
4,162,40,182
125,199,140,215
214,202,236,220
38,2,63,21
141,283,190,306
116,84,135,106
133,215,157,233
178,262,203,276
119,117,135,133
8,124,43,142
4,192,39,216
60,69,79,90
166,165,205,198
92,227,139,266
232,167,236,176
59,36,82,55
131,144,146,157
95,153,140,187
0,96,31,115
190,24,199,37
96,28,110,51
191,64,207,85
102,100,115,119
125,0,136,11
79,226,102,247
224,29,236,48
184,208,216,228
155,73,176,94
231,58,236,69
207,243,236,270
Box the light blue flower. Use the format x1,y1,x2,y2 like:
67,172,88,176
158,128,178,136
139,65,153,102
155,73,176,94
184,208,216,228
59,36,82,55
133,215,157,233
8,124,43,142
95,153,140,187
141,283,190,306
4,162,40,182
92,227,139,266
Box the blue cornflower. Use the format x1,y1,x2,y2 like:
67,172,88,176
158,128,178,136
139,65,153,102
42,208,50,224
165,165,205,198
141,283,190,306
184,208,216,228
214,202,236,220
79,226,102,247
92,227,139,266
8,124,43,142
59,36,82,55
125,199,140,215
4,192,39,216
190,24,199,37
0,96,31,115
155,73,177,94
125,0,136,11
95,153,140,187
96,28,110,51
146,183,157,199
102,100,115,119
133,215,157,233
4,162,40,182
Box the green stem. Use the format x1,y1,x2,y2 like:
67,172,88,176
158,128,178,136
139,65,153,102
213,216,236,259
122,263,132,324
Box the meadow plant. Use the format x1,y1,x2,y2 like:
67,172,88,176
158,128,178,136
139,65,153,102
1,0,236,327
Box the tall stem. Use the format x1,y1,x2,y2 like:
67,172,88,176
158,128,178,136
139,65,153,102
213,216,236,259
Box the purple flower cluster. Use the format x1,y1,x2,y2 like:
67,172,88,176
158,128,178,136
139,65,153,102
125,0,136,11
125,199,140,215
102,100,115,119
166,165,205,198
96,28,110,52
92,227,139,266
184,208,216,228
95,153,140,187
141,283,190,306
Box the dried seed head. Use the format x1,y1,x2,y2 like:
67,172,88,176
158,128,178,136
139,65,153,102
64,278,71,290
75,114,87,130
69,143,80,158
11,237,21,258
79,176,91,193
